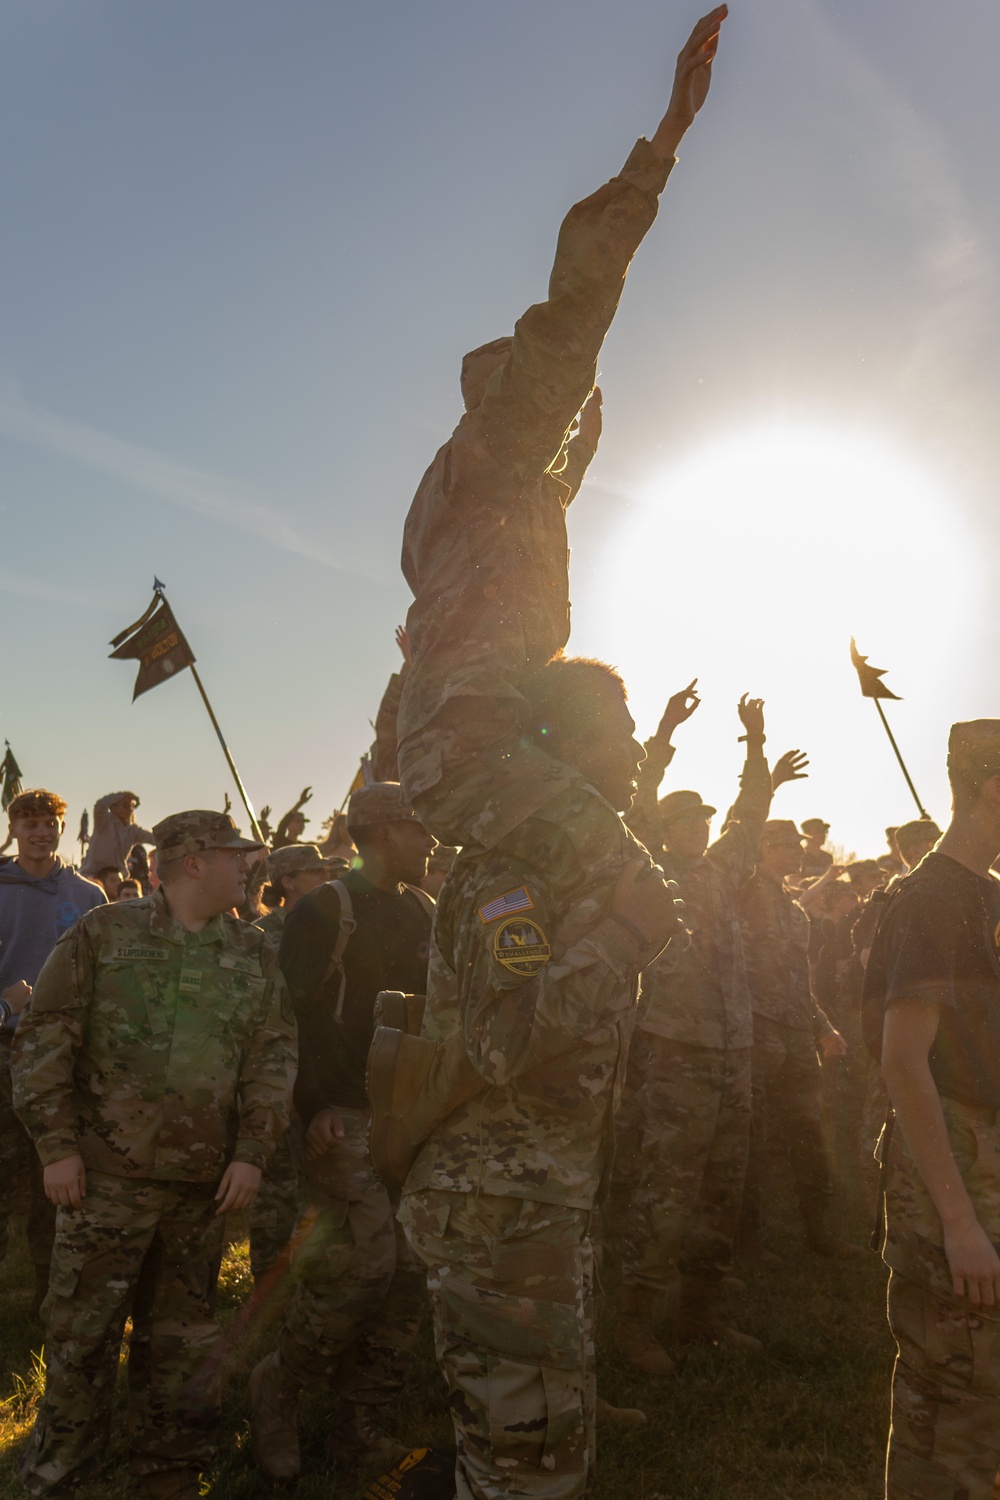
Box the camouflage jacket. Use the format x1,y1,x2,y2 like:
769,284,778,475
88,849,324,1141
395,139,681,1208
406,837,644,1210
740,872,826,1034
397,138,673,853
253,906,287,944
638,752,772,1051
12,888,295,1180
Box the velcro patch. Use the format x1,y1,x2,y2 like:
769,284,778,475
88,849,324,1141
109,946,168,962
492,918,550,977
178,970,203,994
478,887,535,924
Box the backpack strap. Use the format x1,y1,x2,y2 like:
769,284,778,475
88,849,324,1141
402,883,436,922
319,878,357,1024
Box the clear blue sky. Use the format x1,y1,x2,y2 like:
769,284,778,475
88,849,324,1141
2,0,998,857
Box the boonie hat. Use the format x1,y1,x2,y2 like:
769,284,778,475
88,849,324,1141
153,810,264,864
659,790,717,824
347,782,422,829
267,843,325,878
760,819,802,847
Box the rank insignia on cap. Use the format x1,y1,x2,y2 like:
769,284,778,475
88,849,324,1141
492,917,550,977
479,887,535,924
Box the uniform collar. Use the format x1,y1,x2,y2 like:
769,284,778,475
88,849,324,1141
147,886,227,946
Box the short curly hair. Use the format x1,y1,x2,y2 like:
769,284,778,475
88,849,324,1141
7,788,68,822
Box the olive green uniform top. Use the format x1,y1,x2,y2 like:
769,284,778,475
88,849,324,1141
397,138,679,1212
253,906,287,944
12,888,295,1181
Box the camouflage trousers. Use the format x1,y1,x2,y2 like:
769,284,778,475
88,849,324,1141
886,1271,1000,1500
279,1105,423,1404
621,1039,751,1289
745,1015,831,1231
20,1170,225,1494
401,1188,595,1500
248,1119,303,1282
0,1030,55,1271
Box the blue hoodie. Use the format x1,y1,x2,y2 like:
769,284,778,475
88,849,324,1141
0,856,106,1026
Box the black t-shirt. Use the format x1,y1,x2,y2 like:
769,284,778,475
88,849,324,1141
278,871,431,1117
862,852,1000,1107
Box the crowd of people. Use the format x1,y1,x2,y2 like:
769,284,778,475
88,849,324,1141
3,9,1000,1500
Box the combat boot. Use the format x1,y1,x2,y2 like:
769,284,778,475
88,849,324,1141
328,1401,413,1468
595,1396,647,1431
367,1027,483,1191
614,1284,676,1377
248,1349,302,1481
675,1274,762,1352
801,1201,863,1259
138,1470,200,1500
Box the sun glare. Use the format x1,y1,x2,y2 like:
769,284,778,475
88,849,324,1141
569,423,984,849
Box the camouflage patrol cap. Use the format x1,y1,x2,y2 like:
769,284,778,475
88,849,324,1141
760,819,803,847
948,720,1000,790
800,818,830,837
153,810,264,864
658,789,716,825
347,782,422,829
896,817,942,847
267,843,325,878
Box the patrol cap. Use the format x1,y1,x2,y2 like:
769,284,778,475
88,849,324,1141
800,818,830,837
347,782,422,830
760,819,803,847
153,810,264,864
948,720,1000,790
659,790,716,825
267,843,325,878
895,817,942,846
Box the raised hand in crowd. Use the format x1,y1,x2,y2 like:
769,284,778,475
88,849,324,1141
771,749,810,791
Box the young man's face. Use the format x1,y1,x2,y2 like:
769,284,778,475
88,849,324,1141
192,847,252,912
12,814,63,865
561,678,645,814
286,867,328,901
665,815,712,861
378,821,438,888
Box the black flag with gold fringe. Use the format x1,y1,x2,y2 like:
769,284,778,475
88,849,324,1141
109,592,195,700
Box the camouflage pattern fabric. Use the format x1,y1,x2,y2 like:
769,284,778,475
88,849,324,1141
400,1189,594,1500
740,871,817,1032
248,1119,303,1282
254,905,287,943
278,1106,422,1402
12,887,295,1180
883,1098,1000,1303
19,1170,225,1494
744,1015,830,1231
886,1271,1000,1500
395,133,681,1500
638,752,772,1052
0,1030,54,1273
622,1039,751,1289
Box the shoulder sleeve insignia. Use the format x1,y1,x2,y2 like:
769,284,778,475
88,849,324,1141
479,886,535,924
492,917,551,977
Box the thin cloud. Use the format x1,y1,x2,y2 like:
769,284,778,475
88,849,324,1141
0,568,102,608
0,380,376,579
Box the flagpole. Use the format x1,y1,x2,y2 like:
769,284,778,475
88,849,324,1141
187,664,265,844
873,699,928,819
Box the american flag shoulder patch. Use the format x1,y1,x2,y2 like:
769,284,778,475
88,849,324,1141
478,887,535,924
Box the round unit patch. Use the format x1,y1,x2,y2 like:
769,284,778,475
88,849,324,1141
492,917,551,977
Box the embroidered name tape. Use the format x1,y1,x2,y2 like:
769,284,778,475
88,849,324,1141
219,955,259,975
479,887,535,925
110,946,168,962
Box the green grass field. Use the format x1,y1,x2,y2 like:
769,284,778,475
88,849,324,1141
0,1151,893,1500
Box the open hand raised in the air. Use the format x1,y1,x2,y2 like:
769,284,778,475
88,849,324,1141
652,6,728,161
656,679,701,741
737,693,765,744
772,749,810,790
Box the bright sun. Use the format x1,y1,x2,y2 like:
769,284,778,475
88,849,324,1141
569,423,984,852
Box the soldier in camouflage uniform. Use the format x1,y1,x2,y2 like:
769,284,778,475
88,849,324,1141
249,843,328,1281
615,694,780,1373
12,810,295,1500
740,819,856,1258
367,14,728,1499
865,721,1000,1500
